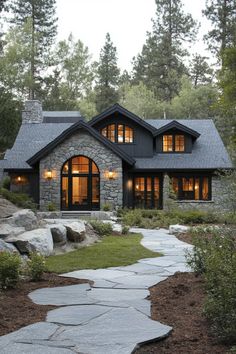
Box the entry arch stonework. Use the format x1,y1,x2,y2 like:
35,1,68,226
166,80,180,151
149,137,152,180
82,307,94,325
39,131,123,211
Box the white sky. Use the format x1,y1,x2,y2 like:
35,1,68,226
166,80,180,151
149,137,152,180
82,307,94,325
56,0,213,71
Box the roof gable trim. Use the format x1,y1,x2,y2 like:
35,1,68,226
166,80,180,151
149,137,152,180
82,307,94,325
154,120,200,138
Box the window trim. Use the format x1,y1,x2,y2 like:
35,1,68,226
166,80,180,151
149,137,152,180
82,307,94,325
162,134,185,153
100,123,134,144
171,175,212,201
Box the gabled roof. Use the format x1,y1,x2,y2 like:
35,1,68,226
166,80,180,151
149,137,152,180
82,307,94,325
154,120,200,139
89,103,157,134
27,120,135,166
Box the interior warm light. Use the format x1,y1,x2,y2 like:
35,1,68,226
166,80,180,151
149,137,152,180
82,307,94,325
17,176,22,182
108,169,115,180
135,184,139,190
46,170,52,179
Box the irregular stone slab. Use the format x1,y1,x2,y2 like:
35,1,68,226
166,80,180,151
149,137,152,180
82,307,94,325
112,262,166,274
57,308,172,350
29,284,92,306
77,342,135,354
48,224,67,245
0,343,74,354
0,224,25,239
0,239,19,253
63,268,133,281
0,322,60,351
92,279,118,288
112,274,167,289
169,224,189,234
139,255,185,267
6,228,53,256
7,209,38,231
88,288,149,303
47,305,112,325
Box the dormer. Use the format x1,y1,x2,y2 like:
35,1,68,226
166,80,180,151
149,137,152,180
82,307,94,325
155,120,200,153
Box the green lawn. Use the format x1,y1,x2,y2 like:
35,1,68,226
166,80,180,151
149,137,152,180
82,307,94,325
46,233,161,273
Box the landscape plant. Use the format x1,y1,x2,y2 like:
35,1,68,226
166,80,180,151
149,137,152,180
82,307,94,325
0,251,21,289
27,253,46,281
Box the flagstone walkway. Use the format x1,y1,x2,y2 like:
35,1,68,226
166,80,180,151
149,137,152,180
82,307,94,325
0,227,193,354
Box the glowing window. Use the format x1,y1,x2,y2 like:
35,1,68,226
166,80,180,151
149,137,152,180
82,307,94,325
175,135,185,152
100,124,134,143
163,135,173,152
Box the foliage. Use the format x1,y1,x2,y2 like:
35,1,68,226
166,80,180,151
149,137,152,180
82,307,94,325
47,202,57,212
0,188,37,210
95,33,120,112
0,251,21,289
46,233,160,273
89,220,113,236
186,227,236,343
203,0,236,55
102,203,111,211
132,0,198,101
8,0,57,99
27,253,46,281
189,54,214,87
1,176,10,190
121,225,130,235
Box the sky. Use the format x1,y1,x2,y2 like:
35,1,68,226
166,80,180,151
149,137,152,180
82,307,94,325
56,0,212,72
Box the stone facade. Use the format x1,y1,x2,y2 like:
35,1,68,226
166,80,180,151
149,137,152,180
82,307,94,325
22,101,43,124
39,130,123,211
163,173,231,212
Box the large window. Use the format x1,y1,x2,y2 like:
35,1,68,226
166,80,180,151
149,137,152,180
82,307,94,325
134,176,161,209
101,124,134,143
171,176,211,201
163,134,185,152
61,156,100,210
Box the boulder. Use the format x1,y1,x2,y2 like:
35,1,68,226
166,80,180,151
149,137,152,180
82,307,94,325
6,228,53,256
0,197,19,219
7,209,38,231
49,224,67,245
0,239,19,253
0,224,25,239
169,224,189,235
64,221,86,243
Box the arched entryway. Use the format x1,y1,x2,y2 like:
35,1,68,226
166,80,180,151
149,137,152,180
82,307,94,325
61,156,100,210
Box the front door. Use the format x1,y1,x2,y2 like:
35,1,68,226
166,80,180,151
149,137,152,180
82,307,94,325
133,176,162,209
61,156,100,211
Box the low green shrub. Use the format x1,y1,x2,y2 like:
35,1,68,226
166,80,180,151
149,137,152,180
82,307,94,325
0,188,37,210
27,253,46,281
0,251,21,289
186,227,236,343
122,209,143,227
121,225,129,235
102,203,111,211
89,221,113,236
1,176,10,190
169,209,219,225
47,202,57,212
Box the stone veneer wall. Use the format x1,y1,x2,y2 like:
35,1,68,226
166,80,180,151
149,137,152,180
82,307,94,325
39,131,123,211
163,173,230,212
22,100,43,124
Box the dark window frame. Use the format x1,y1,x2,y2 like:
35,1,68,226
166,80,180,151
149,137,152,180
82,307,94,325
133,174,163,209
171,175,212,201
100,123,134,144
162,134,185,153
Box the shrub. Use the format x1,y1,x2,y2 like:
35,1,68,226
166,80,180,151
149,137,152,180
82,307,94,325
186,227,236,343
170,209,219,225
27,253,46,281
1,176,10,190
89,221,113,236
122,209,143,227
121,225,129,235
102,203,111,211
0,188,37,210
47,202,57,211
0,251,21,289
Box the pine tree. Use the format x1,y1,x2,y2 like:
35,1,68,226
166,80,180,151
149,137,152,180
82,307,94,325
95,33,120,113
132,0,198,102
0,0,7,12
190,54,214,88
9,0,57,99
203,0,236,56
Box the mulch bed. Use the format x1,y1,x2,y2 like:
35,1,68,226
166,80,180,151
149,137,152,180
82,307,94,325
0,271,231,353
0,273,91,336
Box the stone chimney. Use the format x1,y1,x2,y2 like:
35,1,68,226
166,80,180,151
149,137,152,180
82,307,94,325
22,100,43,124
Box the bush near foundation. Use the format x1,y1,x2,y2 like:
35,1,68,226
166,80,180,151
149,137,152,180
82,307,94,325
0,188,37,210
187,227,236,343
89,221,113,236
27,253,46,281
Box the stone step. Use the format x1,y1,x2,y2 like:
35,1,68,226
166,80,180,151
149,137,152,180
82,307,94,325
61,211,92,219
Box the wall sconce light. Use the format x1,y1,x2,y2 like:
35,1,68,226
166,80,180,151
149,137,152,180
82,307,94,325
17,176,22,183
108,169,115,180
46,170,52,179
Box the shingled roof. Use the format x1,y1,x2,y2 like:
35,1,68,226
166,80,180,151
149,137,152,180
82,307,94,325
2,116,232,171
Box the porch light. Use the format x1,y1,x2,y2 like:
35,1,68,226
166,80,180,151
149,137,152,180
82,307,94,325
17,176,22,183
108,169,115,180
46,170,52,179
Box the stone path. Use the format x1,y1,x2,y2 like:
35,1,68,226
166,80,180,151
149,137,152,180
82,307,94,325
0,227,193,354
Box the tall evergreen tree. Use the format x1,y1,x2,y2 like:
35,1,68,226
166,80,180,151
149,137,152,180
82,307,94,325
95,33,120,113
189,54,214,87
133,0,198,102
9,0,57,99
203,0,236,56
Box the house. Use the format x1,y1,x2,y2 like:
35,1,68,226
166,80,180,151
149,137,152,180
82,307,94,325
1,100,233,212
